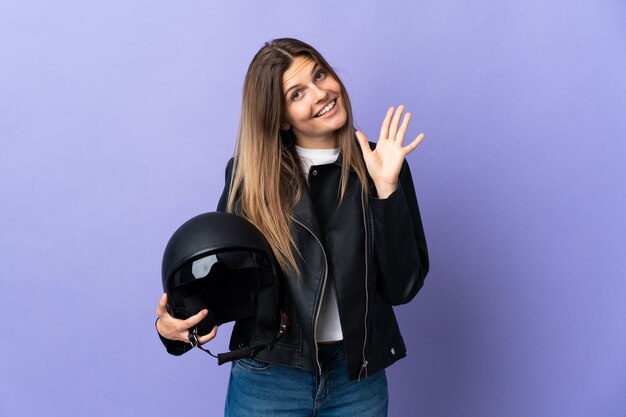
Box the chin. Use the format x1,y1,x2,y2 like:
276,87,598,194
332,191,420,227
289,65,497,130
333,110,348,131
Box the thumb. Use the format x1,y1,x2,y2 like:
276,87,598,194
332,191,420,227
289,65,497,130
156,293,169,317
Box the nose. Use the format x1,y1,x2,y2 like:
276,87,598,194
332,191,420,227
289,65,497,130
311,84,327,104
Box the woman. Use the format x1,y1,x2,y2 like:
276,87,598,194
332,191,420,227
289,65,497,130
156,38,429,416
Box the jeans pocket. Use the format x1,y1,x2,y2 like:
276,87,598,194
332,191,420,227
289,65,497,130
234,357,273,372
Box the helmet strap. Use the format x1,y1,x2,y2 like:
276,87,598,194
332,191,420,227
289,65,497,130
189,311,290,365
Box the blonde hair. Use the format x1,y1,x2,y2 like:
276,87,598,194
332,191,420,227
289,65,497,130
227,38,369,276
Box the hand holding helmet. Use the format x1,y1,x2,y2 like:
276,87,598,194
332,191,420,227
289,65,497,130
156,212,284,362
156,293,217,345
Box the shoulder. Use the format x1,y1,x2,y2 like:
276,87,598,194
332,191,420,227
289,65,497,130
225,157,234,172
217,157,236,212
222,157,236,182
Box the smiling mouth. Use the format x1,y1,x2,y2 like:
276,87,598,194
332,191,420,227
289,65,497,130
315,99,336,118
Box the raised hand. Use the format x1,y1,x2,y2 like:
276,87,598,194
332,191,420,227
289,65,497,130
156,293,218,346
356,105,425,198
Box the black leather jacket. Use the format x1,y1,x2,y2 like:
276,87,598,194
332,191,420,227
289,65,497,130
160,143,428,381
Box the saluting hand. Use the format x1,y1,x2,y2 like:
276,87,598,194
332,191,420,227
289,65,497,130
356,105,425,198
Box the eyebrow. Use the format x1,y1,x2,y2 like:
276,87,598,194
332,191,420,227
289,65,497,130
284,63,320,97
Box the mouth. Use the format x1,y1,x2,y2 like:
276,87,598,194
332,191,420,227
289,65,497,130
314,99,337,118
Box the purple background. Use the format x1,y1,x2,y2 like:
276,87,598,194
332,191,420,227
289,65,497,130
1,1,625,416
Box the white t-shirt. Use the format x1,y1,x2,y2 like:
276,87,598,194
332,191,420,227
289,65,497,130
294,145,343,343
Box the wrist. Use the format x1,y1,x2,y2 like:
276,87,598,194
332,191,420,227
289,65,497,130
155,317,164,335
374,181,397,199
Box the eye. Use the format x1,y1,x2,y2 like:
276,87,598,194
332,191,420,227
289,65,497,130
291,90,302,101
315,70,326,81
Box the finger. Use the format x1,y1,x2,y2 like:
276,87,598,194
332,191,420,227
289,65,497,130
379,106,394,140
403,133,425,155
389,105,405,140
156,293,169,317
197,326,218,345
396,112,411,145
183,308,209,329
355,130,372,156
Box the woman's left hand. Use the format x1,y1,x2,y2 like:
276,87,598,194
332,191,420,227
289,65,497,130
356,105,425,198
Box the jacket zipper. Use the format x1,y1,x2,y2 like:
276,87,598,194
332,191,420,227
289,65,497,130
358,191,369,381
292,217,328,375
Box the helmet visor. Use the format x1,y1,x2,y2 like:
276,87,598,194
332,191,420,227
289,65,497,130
168,249,274,290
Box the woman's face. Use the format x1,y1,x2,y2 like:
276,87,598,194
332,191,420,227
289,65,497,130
281,56,347,149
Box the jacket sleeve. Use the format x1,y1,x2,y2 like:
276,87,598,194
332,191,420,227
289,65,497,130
369,158,429,305
157,158,234,355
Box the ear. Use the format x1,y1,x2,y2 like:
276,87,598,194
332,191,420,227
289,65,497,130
280,121,290,131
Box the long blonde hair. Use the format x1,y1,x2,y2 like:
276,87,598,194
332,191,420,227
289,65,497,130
227,38,369,276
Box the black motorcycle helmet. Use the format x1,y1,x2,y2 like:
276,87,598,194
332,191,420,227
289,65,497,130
162,212,281,337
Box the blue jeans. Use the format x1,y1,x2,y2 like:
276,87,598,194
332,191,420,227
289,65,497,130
224,342,388,416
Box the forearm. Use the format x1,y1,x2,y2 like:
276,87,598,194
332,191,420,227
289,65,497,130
370,161,429,305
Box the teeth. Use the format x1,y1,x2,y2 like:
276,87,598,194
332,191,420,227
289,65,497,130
316,100,336,117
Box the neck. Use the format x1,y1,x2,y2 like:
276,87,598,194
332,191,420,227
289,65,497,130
294,134,338,149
